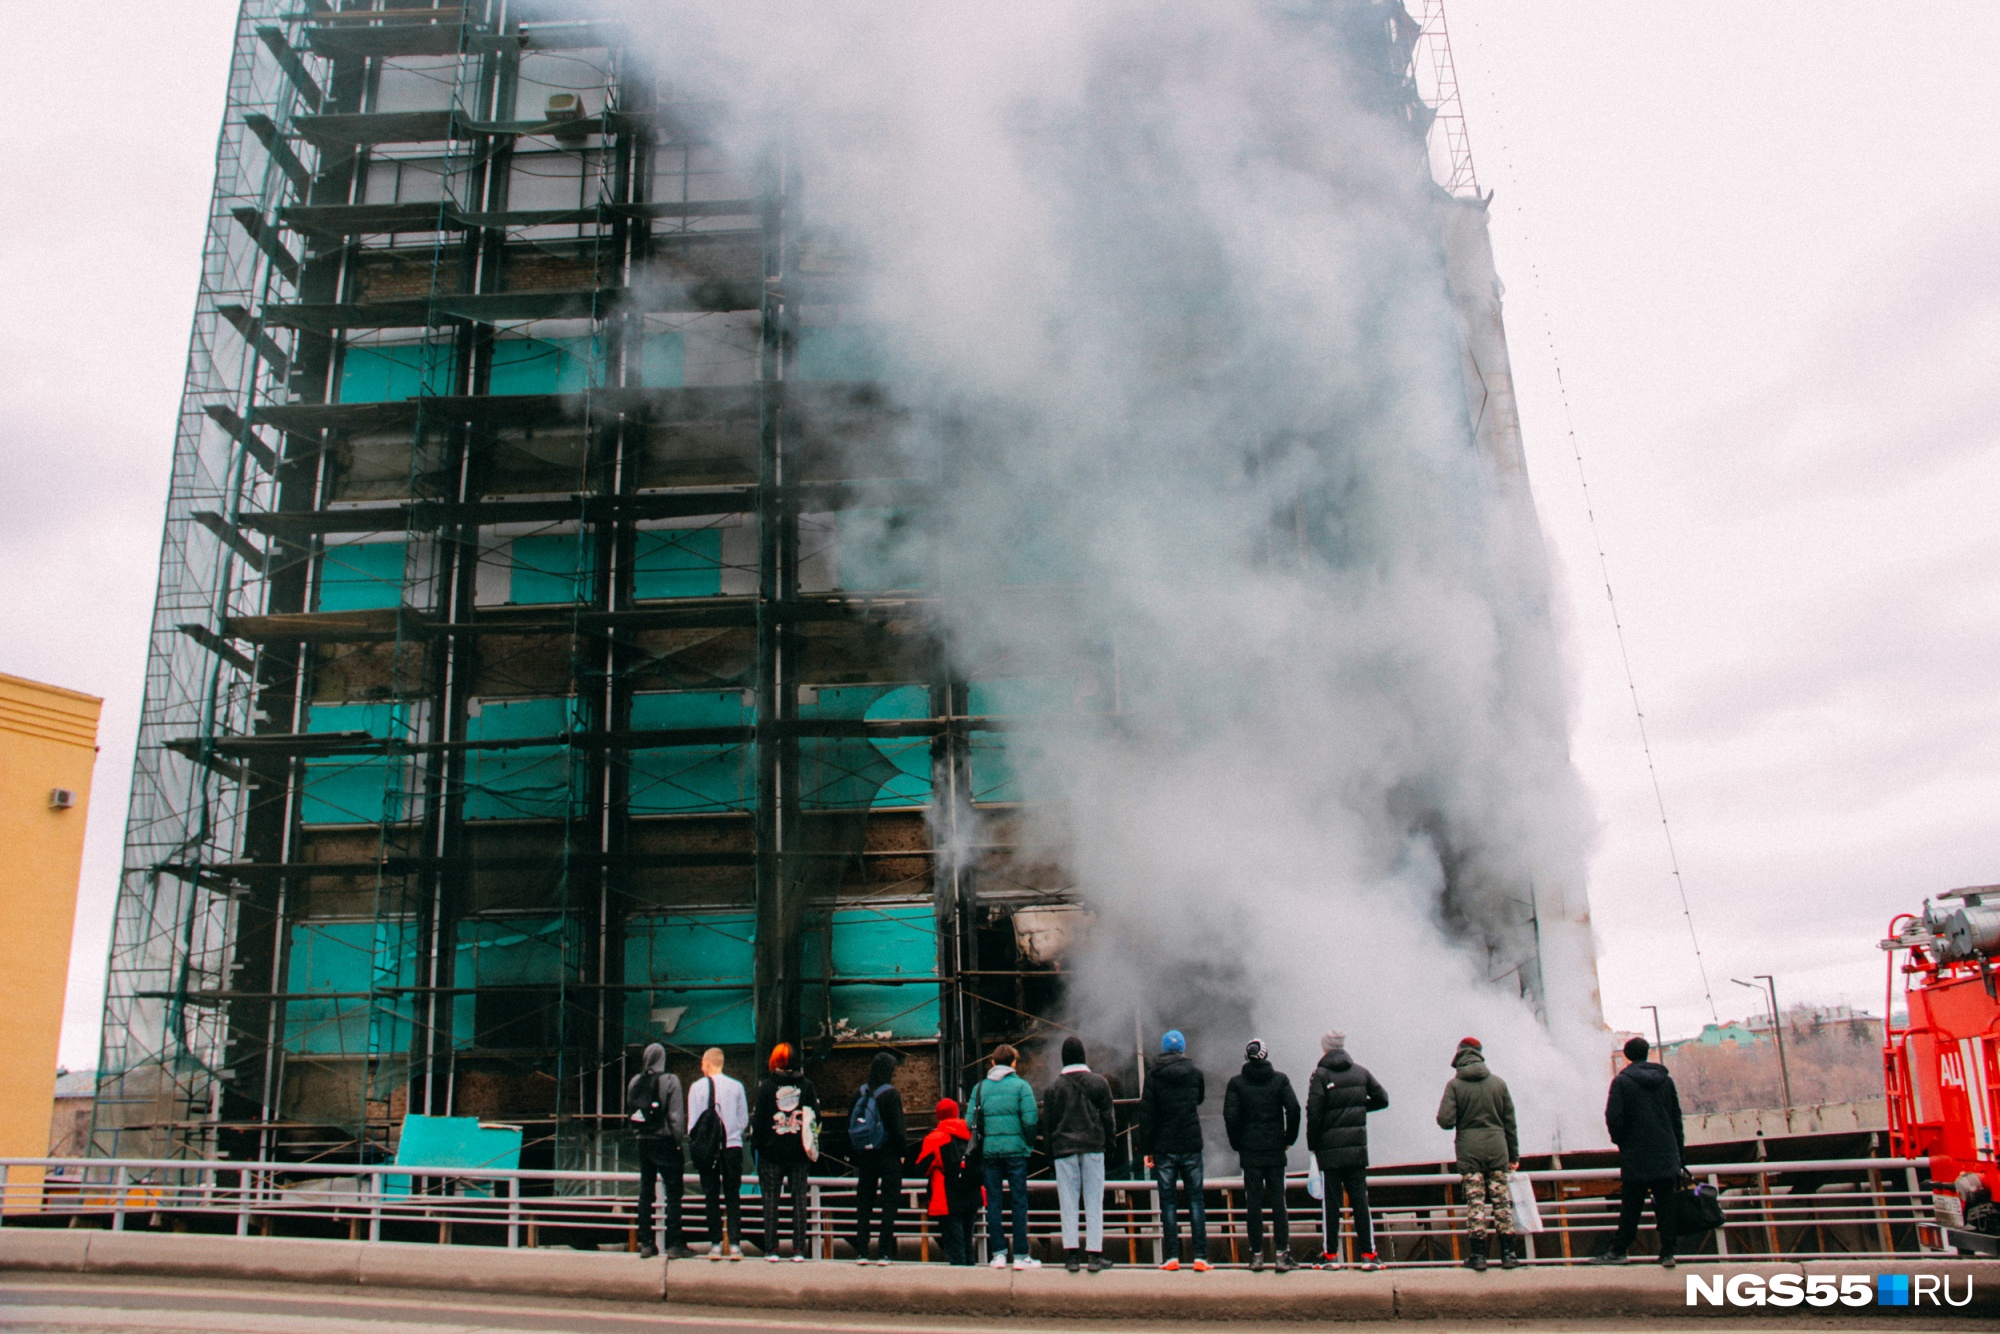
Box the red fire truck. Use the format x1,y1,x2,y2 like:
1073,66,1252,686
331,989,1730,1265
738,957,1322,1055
1882,886,2000,1255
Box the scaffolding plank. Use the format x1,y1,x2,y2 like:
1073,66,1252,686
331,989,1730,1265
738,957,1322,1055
234,488,761,536
226,608,422,642
293,109,456,147
304,22,484,60
281,202,468,236
249,384,763,433
255,26,323,111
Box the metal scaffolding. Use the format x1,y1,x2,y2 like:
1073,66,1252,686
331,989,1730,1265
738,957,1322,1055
95,0,1523,1173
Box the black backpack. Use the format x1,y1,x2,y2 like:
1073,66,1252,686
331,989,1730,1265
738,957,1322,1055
687,1076,726,1172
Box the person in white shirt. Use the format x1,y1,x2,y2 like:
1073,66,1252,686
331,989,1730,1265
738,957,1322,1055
686,1046,751,1259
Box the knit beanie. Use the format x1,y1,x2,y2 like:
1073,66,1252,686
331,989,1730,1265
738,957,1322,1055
1245,1038,1269,1062
1161,1029,1186,1054
1061,1035,1086,1066
1321,1030,1346,1053
1460,1036,1482,1050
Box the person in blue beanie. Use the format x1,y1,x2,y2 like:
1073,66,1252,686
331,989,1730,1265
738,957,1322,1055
1137,1029,1210,1271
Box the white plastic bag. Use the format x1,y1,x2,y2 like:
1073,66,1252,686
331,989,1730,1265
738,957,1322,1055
1307,1159,1326,1201
1507,1171,1544,1234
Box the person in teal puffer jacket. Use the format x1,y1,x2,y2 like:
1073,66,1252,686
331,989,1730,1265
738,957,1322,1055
971,1043,1040,1267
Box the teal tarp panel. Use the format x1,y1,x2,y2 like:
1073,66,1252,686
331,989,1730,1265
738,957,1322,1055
806,906,939,1039
318,540,406,612
508,534,593,605
639,332,684,388
489,336,596,396
387,1115,523,1195
338,342,454,403
632,528,723,599
798,684,929,809
281,919,417,1056
463,696,584,820
628,691,754,814
451,915,569,1050
794,325,884,382
966,679,1073,806
623,912,756,1046
836,507,926,592
301,702,408,824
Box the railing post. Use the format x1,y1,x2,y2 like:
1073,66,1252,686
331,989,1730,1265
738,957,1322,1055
1906,1165,1927,1253
1710,1174,1728,1256
507,1176,520,1250
369,1166,382,1243
112,1165,128,1232
0,1162,9,1226
235,1166,250,1236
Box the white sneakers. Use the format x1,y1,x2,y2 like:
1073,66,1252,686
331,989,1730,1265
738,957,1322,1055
991,1253,1012,1268
1013,1256,1043,1270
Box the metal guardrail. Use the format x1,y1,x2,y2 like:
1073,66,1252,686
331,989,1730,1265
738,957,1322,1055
0,1156,1939,1266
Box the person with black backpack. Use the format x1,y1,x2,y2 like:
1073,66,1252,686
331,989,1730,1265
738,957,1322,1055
916,1097,979,1264
685,1046,750,1260
624,1042,688,1259
848,1050,907,1264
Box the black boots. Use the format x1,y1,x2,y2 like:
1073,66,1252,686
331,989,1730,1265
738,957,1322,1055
1499,1236,1520,1270
1086,1251,1108,1272
1065,1248,1082,1273
1464,1235,1489,1272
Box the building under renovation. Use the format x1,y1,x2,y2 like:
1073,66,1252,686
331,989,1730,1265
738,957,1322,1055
95,0,1536,1171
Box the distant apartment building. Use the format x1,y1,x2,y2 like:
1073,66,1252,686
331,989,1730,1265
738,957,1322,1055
0,673,101,1201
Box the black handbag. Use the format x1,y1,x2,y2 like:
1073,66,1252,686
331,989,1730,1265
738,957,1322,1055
1672,1174,1726,1233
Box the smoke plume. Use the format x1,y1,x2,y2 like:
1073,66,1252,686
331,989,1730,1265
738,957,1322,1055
625,0,1608,1158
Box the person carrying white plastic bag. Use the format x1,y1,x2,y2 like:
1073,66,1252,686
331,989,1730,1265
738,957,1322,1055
1435,1036,1522,1271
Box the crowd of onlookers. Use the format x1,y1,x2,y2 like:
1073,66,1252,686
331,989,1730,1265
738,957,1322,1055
621,1031,1688,1271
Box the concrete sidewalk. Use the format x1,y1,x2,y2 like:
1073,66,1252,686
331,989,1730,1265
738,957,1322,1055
0,1230,1992,1321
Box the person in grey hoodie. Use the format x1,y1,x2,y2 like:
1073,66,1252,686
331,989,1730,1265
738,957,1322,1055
625,1042,688,1259
1041,1036,1116,1272
1434,1036,1520,1271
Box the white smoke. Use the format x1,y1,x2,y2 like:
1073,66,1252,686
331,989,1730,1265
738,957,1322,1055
622,0,1609,1158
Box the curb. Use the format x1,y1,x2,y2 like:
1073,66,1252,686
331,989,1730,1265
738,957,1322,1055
1,1232,1994,1320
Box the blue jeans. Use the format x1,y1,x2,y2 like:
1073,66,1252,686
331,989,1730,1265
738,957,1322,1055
983,1156,1030,1259
1153,1152,1206,1263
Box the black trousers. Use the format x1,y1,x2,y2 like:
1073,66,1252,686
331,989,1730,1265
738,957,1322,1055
699,1146,744,1250
938,1210,975,1265
636,1140,684,1247
1322,1165,1373,1257
1243,1162,1289,1252
1609,1176,1679,1258
760,1158,811,1257
851,1149,902,1256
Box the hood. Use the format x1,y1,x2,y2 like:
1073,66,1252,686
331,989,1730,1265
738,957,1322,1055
642,1042,666,1075
986,1064,1016,1082
1318,1048,1352,1073
1240,1057,1275,1083
1452,1046,1489,1078
868,1051,900,1087
1154,1051,1188,1072
1622,1060,1671,1089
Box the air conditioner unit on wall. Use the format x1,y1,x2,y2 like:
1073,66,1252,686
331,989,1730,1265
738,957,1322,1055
48,788,76,810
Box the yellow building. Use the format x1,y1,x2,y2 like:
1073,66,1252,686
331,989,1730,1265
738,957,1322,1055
0,673,101,1207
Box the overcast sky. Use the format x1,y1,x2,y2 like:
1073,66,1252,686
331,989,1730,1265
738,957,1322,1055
2,3,1995,1071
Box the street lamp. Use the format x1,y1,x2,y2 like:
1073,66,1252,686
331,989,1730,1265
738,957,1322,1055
1732,975,1794,1120
1640,1005,1665,1064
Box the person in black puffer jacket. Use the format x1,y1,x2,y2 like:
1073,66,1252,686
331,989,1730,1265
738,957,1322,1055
849,1049,907,1264
1305,1031,1388,1269
1224,1039,1301,1270
1137,1029,1209,1270
1593,1036,1685,1267
1042,1036,1116,1271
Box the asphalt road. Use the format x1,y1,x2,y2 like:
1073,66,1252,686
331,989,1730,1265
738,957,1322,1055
0,1276,1930,1334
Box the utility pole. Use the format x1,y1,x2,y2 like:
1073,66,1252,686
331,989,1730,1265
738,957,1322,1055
1641,1005,1665,1064
1733,975,1795,1123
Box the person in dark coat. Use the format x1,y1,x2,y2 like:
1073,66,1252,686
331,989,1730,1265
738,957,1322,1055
916,1097,979,1265
1435,1036,1520,1271
849,1050,907,1264
1042,1036,1117,1272
1224,1038,1301,1271
1593,1036,1685,1267
751,1042,819,1261
624,1041,688,1259
1305,1030,1388,1269
1137,1029,1209,1270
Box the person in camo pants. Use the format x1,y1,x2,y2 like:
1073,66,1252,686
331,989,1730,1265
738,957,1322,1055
1435,1036,1520,1271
